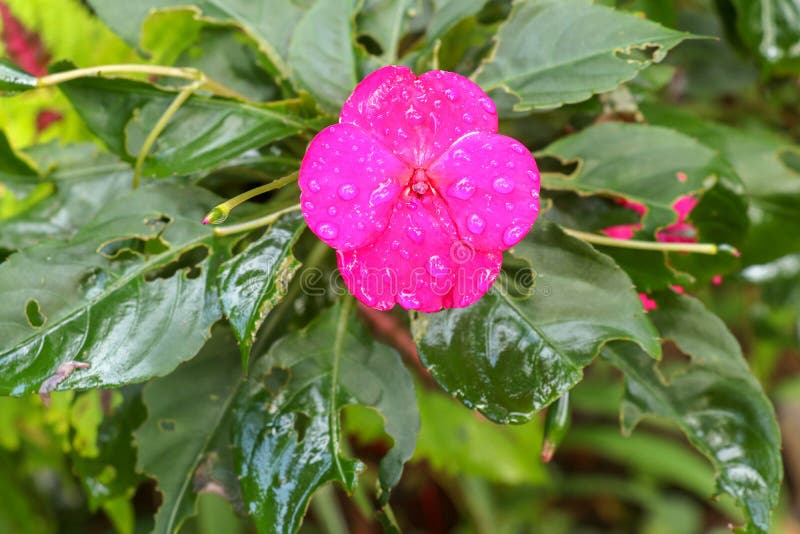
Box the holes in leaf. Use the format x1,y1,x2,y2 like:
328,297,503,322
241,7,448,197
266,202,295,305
99,235,169,260
536,156,579,176
25,299,45,328
616,44,663,63
263,367,290,398
143,214,172,232
356,34,384,56
79,267,109,297
143,245,209,282
293,412,311,443
159,419,176,431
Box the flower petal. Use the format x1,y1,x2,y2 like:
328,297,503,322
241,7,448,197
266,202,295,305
299,123,410,251
337,192,500,312
428,132,541,252
340,66,498,167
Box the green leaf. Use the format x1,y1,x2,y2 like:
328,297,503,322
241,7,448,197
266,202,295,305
411,220,660,424
604,292,783,534
413,387,545,484
0,143,132,250
135,328,243,534
232,298,419,533
0,130,39,182
472,0,692,112
218,211,305,368
288,0,359,113
358,0,415,63
729,0,800,73
0,60,38,94
54,64,311,178
0,183,225,395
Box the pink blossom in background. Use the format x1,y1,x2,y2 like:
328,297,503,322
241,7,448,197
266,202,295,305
639,293,657,311
299,66,540,312
0,2,49,76
601,194,699,243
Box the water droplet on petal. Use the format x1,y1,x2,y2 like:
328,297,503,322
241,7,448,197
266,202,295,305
308,180,321,192
391,240,400,250
318,223,339,240
328,206,337,216
400,249,410,259
397,292,420,308
397,128,409,139
445,88,458,102
511,143,525,154
492,177,515,194
406,226,424,243
427,255,449,277
447,178,476,200
480,97,496,114
467,213,486,234
303,201,315,211
337,183,359,200
405,106,423,125
527,169,539,181
503,225,525,247
462,112,474,124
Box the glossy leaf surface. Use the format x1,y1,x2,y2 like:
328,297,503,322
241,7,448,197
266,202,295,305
0,183,224,395
605,292,782,534
232,298,419,534
411,221,660,423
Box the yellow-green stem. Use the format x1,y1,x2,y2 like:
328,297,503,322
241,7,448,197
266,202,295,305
133,80,201,189
563,228,723,255
204,171,299,224
213,204,302,237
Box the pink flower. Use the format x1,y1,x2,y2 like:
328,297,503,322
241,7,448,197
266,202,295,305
299,66,540,312
639,293,657,311
601,195,699,243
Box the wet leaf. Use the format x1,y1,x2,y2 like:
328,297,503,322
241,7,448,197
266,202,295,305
218,211,305,369
604,292,782,534
0,183,226,395
473,0,693,112
135,328,243,534
411,220,660,424
232,298,419,533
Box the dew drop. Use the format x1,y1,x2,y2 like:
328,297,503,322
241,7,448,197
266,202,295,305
462,112,474,124
453,148,470,161
303,201,315,211
318,223,339,240
405,106,423,125
351,144,360,152
328,206,337,216
492,177,515,194
397,128,409,139
511,143,525,154
467,213,486,234
480,97,496,114
427,255,449,277
400,249,410,259
445,88,458,102
308,180,321,192
527,169,538,181
503,225,525,247
433,99,442,109
447,177,476,200
406,226,424,243
489,160,499,168
337,183,359,200
397,292,420,308
391,240,401,250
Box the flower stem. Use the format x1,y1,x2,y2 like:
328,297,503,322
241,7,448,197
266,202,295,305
212,204,302,237
202,171,299,224
133,79,202,189
37,64,244,99
563,228,727,255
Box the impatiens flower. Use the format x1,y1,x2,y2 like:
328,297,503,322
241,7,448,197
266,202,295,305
601,195,698,243
298,66,540,312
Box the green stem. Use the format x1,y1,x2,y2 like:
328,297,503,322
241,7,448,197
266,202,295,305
562,228,725,255
133,80,202,189
202,171,299,224
212,204,302,237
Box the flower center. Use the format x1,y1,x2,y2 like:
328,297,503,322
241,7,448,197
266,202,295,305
410,168,430,195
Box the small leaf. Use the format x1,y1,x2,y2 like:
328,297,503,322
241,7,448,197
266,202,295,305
472,0,693,112
135,328,243,534
604,292,783,534
0,59,38,94
411,220,660,424
0,130,39,182
217,211,305,369
232,298,419,533
0,183,226,395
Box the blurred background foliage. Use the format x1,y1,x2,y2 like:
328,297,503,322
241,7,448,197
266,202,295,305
0,0,798,533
